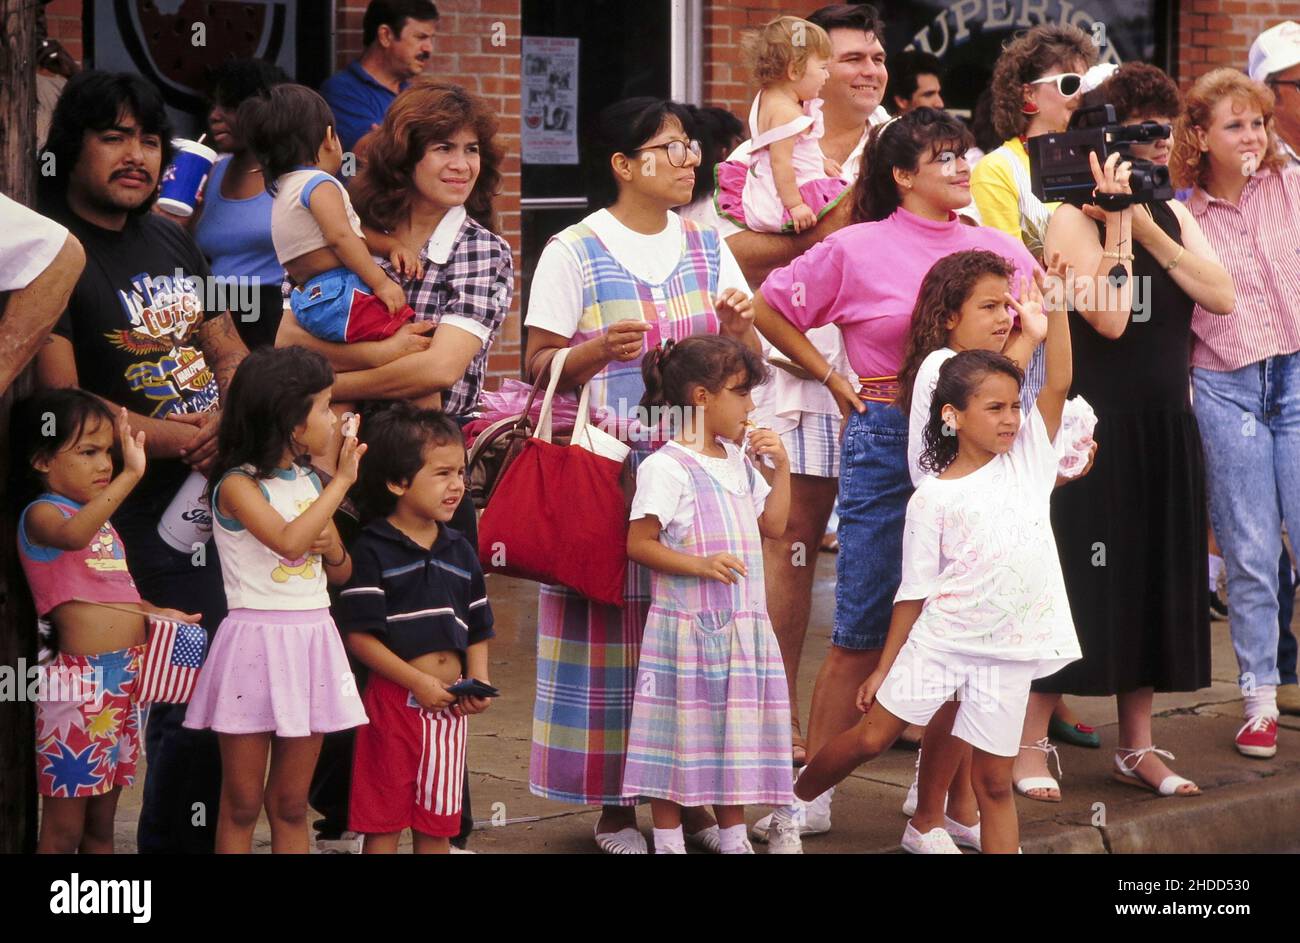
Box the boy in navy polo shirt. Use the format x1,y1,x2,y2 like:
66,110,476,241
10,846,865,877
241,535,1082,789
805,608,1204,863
337,403,492,853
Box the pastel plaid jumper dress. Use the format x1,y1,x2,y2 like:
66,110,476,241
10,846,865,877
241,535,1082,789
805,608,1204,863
528,218,721,805
621,446,793,805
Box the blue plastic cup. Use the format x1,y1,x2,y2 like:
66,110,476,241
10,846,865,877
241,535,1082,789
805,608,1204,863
156,139,217,217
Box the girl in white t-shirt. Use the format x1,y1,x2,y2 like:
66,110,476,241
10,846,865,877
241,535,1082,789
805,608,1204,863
788,300,1079,855
624,335,794,854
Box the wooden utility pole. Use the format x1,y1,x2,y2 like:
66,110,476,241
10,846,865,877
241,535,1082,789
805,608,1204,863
0,0,42,854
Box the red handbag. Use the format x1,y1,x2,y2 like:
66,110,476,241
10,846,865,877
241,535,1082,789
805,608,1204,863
477,348,631,607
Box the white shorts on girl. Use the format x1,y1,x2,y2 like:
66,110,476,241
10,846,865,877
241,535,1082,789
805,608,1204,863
875,637,1037,757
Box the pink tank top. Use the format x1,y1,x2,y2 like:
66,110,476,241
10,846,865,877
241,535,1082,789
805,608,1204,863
18,494,142,616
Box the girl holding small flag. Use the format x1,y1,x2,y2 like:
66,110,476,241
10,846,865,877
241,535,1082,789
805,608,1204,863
12,390,199,852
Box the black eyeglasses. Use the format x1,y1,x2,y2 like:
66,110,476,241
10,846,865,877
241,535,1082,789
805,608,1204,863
634,139,703,167
1270,79,1300,93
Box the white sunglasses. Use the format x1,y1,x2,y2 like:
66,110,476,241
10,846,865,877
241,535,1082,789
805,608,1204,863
1028,72,1084,97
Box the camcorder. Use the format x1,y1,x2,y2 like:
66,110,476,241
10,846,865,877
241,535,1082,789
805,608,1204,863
1028,105,1173,210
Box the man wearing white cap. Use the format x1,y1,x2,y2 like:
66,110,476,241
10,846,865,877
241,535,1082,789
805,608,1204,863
1249,20,1300,164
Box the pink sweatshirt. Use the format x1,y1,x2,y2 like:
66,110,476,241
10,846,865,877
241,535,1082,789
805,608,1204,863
760,207,1039,379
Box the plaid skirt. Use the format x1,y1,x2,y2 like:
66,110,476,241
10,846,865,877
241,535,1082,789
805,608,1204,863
528,449,651,806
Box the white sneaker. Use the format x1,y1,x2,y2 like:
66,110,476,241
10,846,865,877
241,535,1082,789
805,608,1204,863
766,812,804,855
316,831,364,854
943,814,981,852
900,821,960,854
751,785,833,842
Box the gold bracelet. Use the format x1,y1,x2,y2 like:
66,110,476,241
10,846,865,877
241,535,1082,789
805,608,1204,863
1102,250,1135,262
1165,246,1185,271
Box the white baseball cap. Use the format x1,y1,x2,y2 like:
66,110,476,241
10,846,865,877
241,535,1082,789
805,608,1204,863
1249,21,1300,82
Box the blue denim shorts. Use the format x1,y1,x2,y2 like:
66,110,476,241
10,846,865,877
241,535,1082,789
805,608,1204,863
832,401,912,650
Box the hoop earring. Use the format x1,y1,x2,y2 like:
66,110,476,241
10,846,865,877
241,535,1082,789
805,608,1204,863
1021,100,1040,116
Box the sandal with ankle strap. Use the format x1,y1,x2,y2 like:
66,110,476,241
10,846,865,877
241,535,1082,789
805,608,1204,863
1112,746,1200,797
1014,737,1062,803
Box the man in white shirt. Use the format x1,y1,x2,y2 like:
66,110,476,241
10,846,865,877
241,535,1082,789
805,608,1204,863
0,193,84,394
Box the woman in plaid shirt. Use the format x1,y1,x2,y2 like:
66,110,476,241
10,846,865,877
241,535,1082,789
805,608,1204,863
278,79,514,422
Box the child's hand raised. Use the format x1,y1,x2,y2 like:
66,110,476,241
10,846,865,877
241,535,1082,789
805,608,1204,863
116,408,147,478
856,670,886,713
823,157,843,179
1005,273,1048,345
335,418,368,484
695,552,747,584
375,278,409,316
715,289,754,338
389,245,424,281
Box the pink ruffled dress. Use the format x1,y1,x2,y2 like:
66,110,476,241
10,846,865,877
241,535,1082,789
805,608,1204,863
715,94,849,232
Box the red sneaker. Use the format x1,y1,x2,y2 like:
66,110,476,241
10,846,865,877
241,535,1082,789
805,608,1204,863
1235,714,1278,758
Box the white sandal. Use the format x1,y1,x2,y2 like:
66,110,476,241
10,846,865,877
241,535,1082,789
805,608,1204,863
1113,746,1200,797
684,824,721,853
1014,737,1063,803
594,823,648,854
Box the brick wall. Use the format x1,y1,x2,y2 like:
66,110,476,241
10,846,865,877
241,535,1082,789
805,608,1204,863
1178,1,1300,84
337,0,523,386
41,0,83,61
702,0,789,118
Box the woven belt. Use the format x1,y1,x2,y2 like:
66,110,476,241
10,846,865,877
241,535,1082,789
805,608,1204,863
857,374,900,403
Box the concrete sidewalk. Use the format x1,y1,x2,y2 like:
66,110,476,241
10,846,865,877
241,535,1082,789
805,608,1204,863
113,553,1300,853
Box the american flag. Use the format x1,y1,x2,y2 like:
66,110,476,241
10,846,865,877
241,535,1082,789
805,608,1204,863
137,618,207,704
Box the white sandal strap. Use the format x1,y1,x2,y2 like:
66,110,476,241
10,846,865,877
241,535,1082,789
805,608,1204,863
1115,744,1175,776
1019,736,1063,778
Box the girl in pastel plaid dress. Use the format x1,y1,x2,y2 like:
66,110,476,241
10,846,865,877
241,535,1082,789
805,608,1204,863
624,336,794,854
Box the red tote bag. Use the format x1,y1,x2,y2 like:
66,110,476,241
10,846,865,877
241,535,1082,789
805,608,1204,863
478,348,630,607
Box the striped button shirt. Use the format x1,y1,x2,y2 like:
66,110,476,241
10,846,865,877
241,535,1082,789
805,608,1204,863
335,518,493,662
1186,166,1300,372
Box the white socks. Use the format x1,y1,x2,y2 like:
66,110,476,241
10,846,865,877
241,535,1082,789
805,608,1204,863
653,826,686,854
718,823,751,854
1244,686,1279,720
1208,554,1225,592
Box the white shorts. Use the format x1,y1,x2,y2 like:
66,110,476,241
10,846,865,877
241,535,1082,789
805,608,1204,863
874,638,1037,757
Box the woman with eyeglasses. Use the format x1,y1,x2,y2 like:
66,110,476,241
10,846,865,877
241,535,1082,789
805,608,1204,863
1027,64,1234,801
972,24,1103,790
522,98,759,855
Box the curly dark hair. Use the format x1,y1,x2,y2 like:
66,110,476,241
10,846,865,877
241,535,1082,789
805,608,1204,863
1093,62,1181,123
919,349,1024,475
851,107,973,223
989,24,1098,140
351,79,504,234
352,401,463,522
895,250,1018,414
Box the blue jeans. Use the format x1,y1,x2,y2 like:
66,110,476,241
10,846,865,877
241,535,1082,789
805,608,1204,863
1193,352,1300,689
1280,550,1297,685
832,402,911,650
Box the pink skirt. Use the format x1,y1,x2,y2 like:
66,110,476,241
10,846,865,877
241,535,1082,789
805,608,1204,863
714,160,848,233
183,608,368,737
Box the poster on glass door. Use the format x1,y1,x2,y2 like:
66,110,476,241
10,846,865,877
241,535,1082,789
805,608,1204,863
522,36,579,165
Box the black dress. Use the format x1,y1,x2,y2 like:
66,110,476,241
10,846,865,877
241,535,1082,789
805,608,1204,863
1035,199,1211,695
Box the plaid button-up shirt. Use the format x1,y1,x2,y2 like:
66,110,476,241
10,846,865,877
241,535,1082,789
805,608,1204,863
377,206,514,418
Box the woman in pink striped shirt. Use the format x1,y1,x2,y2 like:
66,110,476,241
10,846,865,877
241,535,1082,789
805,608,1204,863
1171,68,1300,760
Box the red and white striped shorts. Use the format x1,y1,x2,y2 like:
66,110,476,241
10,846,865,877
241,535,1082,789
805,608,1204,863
350,672,467,838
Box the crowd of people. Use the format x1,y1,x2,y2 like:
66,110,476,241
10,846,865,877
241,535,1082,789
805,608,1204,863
3,0,1299,855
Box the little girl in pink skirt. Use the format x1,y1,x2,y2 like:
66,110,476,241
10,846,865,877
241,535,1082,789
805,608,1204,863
715,15,849,233
185,346,369,853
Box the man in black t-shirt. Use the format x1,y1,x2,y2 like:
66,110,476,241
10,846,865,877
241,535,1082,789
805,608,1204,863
37,72,248,854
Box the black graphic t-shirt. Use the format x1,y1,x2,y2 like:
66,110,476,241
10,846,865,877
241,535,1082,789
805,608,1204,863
52,208,222,533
